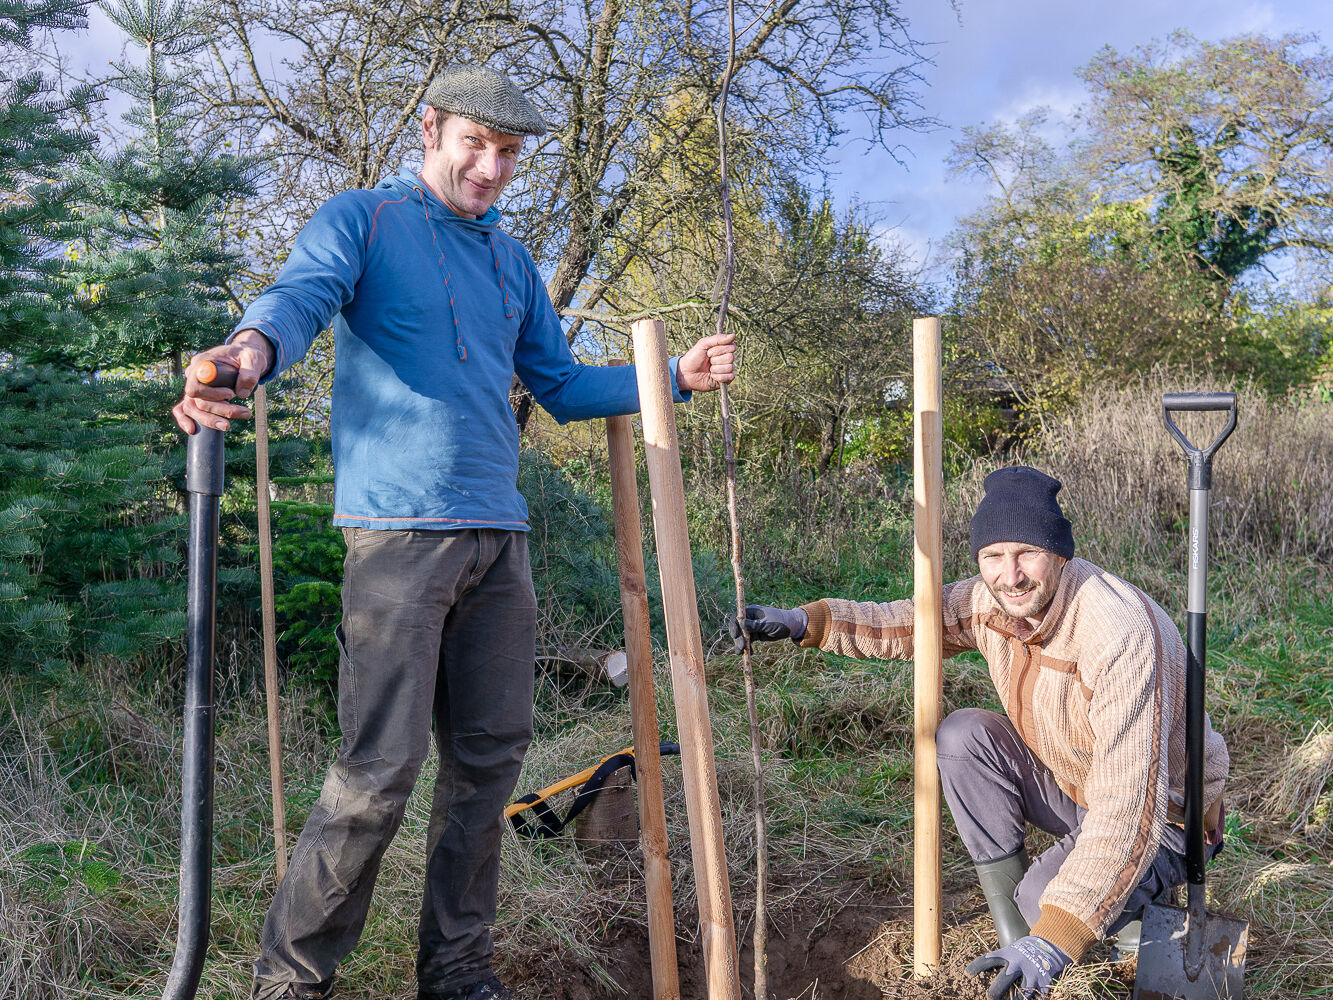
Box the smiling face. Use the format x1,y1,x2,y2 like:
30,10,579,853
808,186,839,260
977,541,1067,625
420,107,522,218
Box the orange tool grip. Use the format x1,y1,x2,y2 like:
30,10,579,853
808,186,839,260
195,359,239,389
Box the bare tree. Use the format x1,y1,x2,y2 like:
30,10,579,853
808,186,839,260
195,0,931,426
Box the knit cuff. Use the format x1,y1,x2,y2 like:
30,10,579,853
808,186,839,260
1031,905,1097,962
798,601,831,648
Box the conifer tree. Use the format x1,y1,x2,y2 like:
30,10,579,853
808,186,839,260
0,0,96,359
0,365,189,674
65,0,257,371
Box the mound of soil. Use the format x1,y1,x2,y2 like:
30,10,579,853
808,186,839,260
503,896,1001,1000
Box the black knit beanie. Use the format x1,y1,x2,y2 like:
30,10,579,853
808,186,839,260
969,466,1075,561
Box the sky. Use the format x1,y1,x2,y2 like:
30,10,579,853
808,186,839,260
56,0,1332,285
827,0,1333,280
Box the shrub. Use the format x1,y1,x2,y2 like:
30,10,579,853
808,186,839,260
0,366,188,675
270,499,344,693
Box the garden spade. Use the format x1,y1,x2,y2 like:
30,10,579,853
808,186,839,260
1134,391,1248,1000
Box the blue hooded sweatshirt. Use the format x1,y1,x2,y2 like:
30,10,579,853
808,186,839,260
232,171,687,531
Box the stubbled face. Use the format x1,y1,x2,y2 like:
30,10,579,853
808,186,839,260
420,108,522,218
977,542,1067,624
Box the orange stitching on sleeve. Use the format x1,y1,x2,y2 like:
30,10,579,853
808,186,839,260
367,195,410,248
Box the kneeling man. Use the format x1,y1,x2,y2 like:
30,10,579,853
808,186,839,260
736,466,1228,998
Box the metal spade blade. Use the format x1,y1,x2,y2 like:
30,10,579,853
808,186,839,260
1134,893,1248,1000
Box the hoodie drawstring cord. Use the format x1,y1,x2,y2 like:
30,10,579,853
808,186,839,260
413,184,466,361
488,235,514,321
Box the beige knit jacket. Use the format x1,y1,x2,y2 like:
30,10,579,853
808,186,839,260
797,557,1228,960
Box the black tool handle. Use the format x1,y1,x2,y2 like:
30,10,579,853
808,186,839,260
195,359,240,391
184,361,239,496
165,359,238,999
1162,391,1234,412
1163,391,1238,893
1162,392,1238,490
163,490,218,1000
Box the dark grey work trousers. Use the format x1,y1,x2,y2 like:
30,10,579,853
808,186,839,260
936,708,1203,936
251,529,537,998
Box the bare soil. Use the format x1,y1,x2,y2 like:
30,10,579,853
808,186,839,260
503,892,1034,1000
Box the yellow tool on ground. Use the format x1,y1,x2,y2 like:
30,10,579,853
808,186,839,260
505,743,680,839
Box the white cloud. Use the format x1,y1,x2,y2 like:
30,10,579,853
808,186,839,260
1214,2,1278,35
992,82,1086,131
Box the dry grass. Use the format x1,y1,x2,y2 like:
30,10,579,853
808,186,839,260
1270,724,1333,844
0,662,345,1000
942,375,1333,594
1,376,1330,998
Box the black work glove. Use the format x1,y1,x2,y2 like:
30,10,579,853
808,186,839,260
729,605,808,653
965,934,1072,998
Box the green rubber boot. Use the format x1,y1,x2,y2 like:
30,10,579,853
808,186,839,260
975,849,1031,947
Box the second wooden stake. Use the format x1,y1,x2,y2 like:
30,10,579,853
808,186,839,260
632,318,741,1000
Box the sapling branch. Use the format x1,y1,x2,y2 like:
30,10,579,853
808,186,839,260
715,1,769,995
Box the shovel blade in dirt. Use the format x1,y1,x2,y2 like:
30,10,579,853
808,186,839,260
1133,898,1248,1000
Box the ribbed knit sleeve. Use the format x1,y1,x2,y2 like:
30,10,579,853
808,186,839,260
797,577,987,660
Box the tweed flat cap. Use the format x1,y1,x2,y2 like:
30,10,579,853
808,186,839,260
425,65,547,137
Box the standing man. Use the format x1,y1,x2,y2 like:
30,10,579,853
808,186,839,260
735,467,1229,999
173,66,735,1000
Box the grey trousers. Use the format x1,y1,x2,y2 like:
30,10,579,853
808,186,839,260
936,708,1202,936
252,529,537,998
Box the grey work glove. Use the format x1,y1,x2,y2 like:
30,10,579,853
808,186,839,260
729,605,808,653
966,935,1072,999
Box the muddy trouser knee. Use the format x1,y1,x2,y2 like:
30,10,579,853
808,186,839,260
251,529,535,999
936,708,1200,940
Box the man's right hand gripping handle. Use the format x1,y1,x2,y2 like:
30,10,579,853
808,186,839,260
730,605,809,653
172,329,275,434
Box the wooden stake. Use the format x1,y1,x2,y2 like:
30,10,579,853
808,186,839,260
254,385,288,882
607,360,681,1000
913,317,944,977
632,319,741,1000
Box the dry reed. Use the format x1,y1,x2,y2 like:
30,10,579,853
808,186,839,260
943,376,1333,602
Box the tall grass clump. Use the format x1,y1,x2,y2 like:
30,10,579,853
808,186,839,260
683,460,914,601
941,374,1333,605
0,660,354,1000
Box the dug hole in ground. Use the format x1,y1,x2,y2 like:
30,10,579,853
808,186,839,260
499,790,1139,1000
